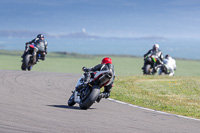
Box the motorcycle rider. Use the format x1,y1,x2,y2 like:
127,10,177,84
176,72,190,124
142,44,163,73
80,57,115,102
161,54,177,76
21,34,48,63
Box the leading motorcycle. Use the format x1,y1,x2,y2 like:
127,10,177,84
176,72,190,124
21,44,45,71
143,54,159,75
68,69,113,109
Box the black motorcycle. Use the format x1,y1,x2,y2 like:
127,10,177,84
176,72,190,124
143,54,159,75
21,44,45,71
68,69,113,109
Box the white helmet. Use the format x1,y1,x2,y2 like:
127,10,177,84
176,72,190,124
153,43,159,50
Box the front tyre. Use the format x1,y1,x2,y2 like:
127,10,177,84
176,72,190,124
160,72,166,75
79,86,100,110
21,54,31,71
68,93,76,106
144,64,151,75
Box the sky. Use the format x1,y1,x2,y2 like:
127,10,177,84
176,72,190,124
1,0,200,40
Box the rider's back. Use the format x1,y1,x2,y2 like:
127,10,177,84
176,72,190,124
34,38,47,51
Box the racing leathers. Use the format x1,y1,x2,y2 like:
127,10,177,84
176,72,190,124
81,63,115,102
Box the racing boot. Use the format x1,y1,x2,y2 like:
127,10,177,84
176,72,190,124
103,86,111,98
103,92,110,98
96,93,103,103
96,92,110,103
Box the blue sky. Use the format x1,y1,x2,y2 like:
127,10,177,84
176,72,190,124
0,0,200,39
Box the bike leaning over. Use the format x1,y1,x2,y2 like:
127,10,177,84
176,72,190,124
21,44,46,71
143,54,160,75
68,68,114,109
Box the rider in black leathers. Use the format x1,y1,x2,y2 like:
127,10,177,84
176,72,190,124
21,34,48,63
81,57,115,102
143,44,163,72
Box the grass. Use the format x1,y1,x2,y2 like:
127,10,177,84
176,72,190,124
0,50,144,75
1,50,200,76
112,76,200,119
1,50,200,118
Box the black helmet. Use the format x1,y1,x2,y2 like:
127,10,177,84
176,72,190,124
37,34,44,39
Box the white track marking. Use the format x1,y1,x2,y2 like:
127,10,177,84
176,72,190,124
108,98,200,121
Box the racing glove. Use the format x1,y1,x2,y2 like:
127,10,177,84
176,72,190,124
82,67,89,72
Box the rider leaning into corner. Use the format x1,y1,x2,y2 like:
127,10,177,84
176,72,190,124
142,43,164,73
81,57,115,102
21,34,48,64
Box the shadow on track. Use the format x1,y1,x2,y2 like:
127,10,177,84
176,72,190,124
47,105,97,110
47,105,80,110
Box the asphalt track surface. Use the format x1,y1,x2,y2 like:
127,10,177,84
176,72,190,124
0,70,200,133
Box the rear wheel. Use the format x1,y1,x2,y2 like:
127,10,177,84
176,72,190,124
79,86,100,110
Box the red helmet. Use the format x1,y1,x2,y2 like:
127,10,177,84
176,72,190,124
101,57,112,64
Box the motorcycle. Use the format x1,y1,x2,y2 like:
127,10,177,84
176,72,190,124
21,44,45,71
158,64,170,75
68,69,113,109
143,54,159,75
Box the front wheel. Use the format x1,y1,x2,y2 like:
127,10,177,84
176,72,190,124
28,66,32,71
21,54,32,71
68,93,76,106
144,64,152,75
160,72,166,75
79,86,100,110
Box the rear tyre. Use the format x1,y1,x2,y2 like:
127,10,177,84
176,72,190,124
79,86,100,110
68,93,76,106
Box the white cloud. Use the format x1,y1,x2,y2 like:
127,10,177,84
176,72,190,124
82,28,86,33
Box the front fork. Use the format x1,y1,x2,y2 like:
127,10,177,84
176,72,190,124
32,47,38,64
74,85,90,103
74,91,81,103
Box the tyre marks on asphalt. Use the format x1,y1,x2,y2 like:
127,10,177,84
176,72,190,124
0,70,200,133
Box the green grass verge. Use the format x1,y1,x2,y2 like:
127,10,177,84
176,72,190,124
1,50,200,118
112,76,200,119
1,50,200,76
